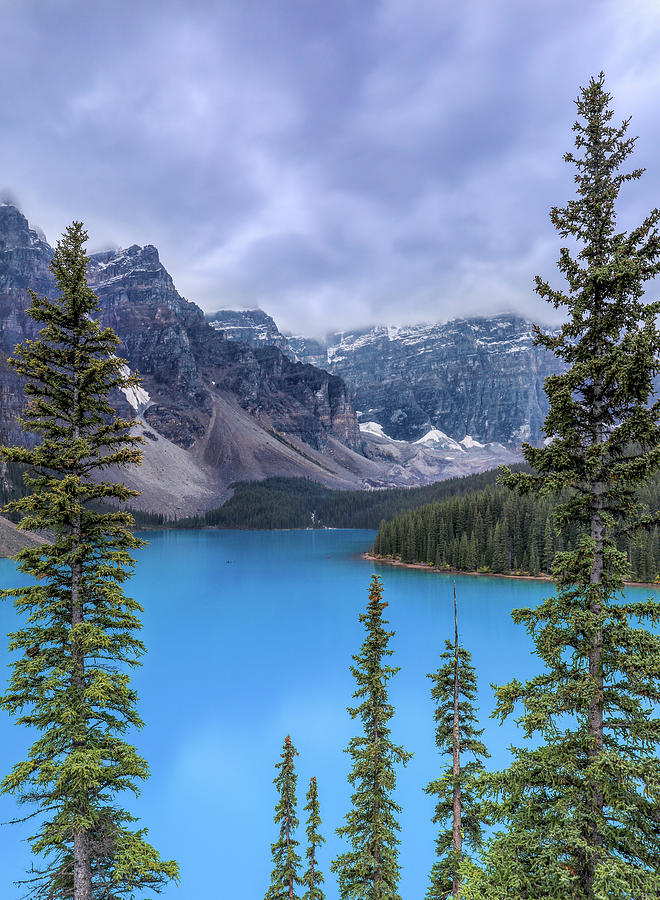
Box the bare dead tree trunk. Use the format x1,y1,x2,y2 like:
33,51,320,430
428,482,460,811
452,582,462,896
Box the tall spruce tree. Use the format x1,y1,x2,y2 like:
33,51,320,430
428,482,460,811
488,74,660,898
266,735,302,900
302,776,325,900
331,574,412,900
425,584,489,899
0,223,178,899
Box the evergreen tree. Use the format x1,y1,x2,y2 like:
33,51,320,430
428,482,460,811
0,223,178,899
467,533,477,572
302,777,325,900
490,74,660,898
372,475,660,582
491,521,508,573
458,533,469,570
425,584,489,899
331,575,412,900
528,541,540,577
266,735,302,900
543,515,555,572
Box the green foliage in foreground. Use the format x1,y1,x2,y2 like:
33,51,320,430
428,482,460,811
425,613,489,899
374,473,660,583
484,73,660,899
266,735,303,900
302,777,325,900
0,223,178,897
332,575,412,900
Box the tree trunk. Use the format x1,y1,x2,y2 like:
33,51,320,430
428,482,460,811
585,380,605,896
373,685,381,892
72,550,91,900
71,377,92,900
584,496,605,896
286,804,293,900
452,582,462,896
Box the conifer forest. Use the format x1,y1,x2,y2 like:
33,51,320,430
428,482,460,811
373,474,660,583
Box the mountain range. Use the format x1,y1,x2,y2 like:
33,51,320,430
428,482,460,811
0,204,560,515
208,309,559,445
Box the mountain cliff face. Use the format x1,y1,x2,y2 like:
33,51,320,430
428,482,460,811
0,205,367,512
206,308,295,355
0,205,54,447
210,309,559,445
86,244,361,453
289,317,559,444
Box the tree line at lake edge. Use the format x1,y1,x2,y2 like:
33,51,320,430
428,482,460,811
372,473,660,583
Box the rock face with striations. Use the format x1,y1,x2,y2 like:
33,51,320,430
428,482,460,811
206,308,295,355
87,244,214,448
290,317,560,445
0,207,361,460
210,310,560,446
88,247,361,452
0,204,55,447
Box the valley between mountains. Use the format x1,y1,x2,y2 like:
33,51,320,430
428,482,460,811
1,202,558,518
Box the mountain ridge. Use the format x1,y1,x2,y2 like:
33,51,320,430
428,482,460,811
0,204,546,514
204,308,560,445
0,205,380,514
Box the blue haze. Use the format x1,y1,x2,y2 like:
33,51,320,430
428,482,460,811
0,529,656,899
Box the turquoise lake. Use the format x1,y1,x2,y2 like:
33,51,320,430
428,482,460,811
0,528,657,899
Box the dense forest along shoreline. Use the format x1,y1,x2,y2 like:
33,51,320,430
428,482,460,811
364,553,660,589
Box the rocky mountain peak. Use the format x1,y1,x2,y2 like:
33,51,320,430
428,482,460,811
290,313,559,445
0,208,363,489
205,307,294,355
87,243,184,312
0,203,50,253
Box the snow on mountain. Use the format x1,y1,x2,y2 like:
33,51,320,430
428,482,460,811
459,435,485,449
205,309,295,354
414,428,464,452
293,314,559,445
119,364,151,414
359,417,522,484
359,421,389,438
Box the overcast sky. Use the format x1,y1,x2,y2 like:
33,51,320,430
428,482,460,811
2,0,659,336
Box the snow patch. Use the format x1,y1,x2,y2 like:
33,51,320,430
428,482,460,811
413,428,464,452
359,422,410,444
459,435,485,449
119,365,151,414
359,421,389,439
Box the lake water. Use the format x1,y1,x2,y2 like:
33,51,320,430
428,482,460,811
0,529,656,899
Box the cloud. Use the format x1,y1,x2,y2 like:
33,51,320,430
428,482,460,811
1,0,659,336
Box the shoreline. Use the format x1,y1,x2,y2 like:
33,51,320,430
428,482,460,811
363,553,660,589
